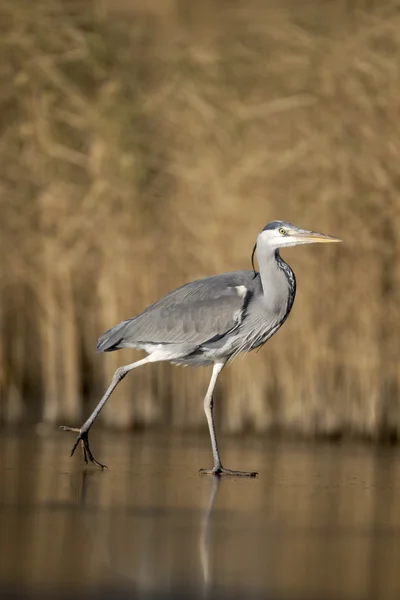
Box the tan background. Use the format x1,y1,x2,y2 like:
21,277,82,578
0,0,399,438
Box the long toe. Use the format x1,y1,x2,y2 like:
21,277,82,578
59,425,80,433
60,426,108,470
199,467,258,477
82,437,108,470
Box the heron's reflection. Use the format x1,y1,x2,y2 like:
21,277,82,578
199,476,221,594
73,468,223,596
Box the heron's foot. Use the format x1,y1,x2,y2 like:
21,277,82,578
59,426,108,470
199,467,258,478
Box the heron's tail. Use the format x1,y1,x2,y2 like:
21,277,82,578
97,319,131,352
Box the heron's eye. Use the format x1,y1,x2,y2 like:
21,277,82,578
279,228,287,235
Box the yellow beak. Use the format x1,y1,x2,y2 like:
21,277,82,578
294,230,342,244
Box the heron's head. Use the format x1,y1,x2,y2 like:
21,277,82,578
258,220,342,249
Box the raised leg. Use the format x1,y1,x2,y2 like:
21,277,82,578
199,361,258,477
60,355,152,469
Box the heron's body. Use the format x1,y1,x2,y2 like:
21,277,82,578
61,220,340,476
97,260,295,366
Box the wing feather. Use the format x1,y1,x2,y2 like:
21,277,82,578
97,271,259,351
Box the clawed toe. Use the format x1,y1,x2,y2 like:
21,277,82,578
60,426,108,470
199,467,258,477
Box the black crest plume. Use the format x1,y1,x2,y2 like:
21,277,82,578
251,243,257,279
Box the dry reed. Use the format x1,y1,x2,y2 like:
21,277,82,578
1,0,400,438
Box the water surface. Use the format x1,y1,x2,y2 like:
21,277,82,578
1,431,400,599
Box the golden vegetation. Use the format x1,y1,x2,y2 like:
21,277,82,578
1,0,400,437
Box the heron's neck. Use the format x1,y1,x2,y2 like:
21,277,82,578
274,250,296,306
255,242,296,308
256,242,279,291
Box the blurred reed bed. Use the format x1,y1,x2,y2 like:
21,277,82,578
0,0,400,437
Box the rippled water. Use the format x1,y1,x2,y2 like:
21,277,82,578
1,430,400,599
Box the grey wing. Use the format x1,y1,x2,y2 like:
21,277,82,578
97,271,260,352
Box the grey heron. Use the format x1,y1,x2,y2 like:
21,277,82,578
61,221,341,476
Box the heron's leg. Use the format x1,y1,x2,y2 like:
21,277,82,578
199,361,258,478
60,355,152,469
199,362,225,472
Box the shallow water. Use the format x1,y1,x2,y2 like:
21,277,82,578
1,431,400,600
